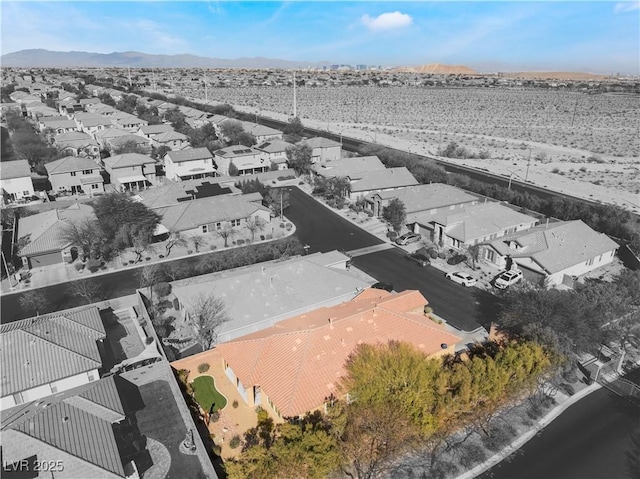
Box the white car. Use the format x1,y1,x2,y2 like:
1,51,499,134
445,271,478,287
396,233,422,245
494,269,524,289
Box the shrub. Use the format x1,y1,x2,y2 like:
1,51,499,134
197,363,210,373
447,254,467,265
145,257,151,261
212,444,222,456
229,435,241,449
86,258,101,273
155,282,172,297
145,336,154,345
210,410,220,422
459,443,487,469
437,252,446,259
187,250,193,254
232,399,239,408
482,423,517,452
210,245,217,250
159,254,164,259
156,299,173,314
74,262,85,271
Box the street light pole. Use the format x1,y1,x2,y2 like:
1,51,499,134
525,149,532,182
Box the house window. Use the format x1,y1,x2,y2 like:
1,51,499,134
23,191,30,196
82,170,92,175
13,392,24,404
586,258,594,266
91,184,99,189
230,219,241,227
486,249,496,262
50,384,58,393
88,372,95,382
70,171,77,176
202,225,208,233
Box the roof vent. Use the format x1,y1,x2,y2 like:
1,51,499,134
441,343,448,349
62,416,69,423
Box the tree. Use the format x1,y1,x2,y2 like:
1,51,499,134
162,261,193,281
67,278,102,304
164,230,186,257
136,263,163,299
467,244,480,269
265,188,290,219
163,107,190,134
18,290,49,316
216,225,236,248
283,116,305,144
131,230,152,264
188,292,229,350
286,143,313,177
113,140,148,155
151,145,171,160
191,235,204,253
220,120,246,145
228,161,239,176
61,218,108,260
245,217,266,242
382,198,406,233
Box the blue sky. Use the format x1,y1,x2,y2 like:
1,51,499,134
1,1,639,73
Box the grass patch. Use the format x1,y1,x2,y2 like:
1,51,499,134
192,375,227,413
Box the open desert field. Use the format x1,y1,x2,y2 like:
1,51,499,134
203,85,639,212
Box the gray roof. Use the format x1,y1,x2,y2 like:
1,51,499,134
375,183,480,214
312,156,385,179
0,160,31,180
139,124,174,135
103,153,155,169
165,147,213,162
17,203,95,256
156,192,268,232
255,138,294,154
241,121,282,137
153,130,188,142
0,305,105,396
214,145,257,158
487,220,619,274
45,156,100,175
350,167,419,192
55,131,94,144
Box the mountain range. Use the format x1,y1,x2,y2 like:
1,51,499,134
0,49,331,69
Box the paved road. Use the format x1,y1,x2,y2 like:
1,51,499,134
479,368,640,479
352,249,492,332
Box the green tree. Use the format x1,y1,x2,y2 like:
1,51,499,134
216,225,236,248
382,198,406,233
283,116,304,143
286,143,313,177
113,140,148,155
228,161,239,176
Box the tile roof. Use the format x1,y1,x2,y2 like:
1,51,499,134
94,128,131,141
312,155,385,179
375,184,480,215
255,139,294,154
0,305,105,396
135,178,235,208
206,289,461,417
55,131,94,144
17,203,95,256
241,121,282,137
103,153,155,169
214,145,257,158
154,130,188,142
350,167,419,192
155,192,268,232
171,252,372,341
107,134,150,147
41,118,77,129
45,156,100,175
426,202,538,242
0,159,31,180
139,124,174,135
165,147,213,162
302,137,342,149
487,220,619,274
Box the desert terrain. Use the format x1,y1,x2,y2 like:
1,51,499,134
201,84,639,213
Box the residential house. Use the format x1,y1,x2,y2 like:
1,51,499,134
153,192,270,238
111,114,148,133
0,160,35,204
134,178,235,209
300,137,342,163
75,114,114,136
85,102,118,116
58,97,84,116
54,131,100,158
105,134,152,155
38,116,78,134
206,114,231,138
312,155,385,179
171,288,461,418
164,147,216,181
414,202,539,250
45,156,104,196
102,153,156,192
17,203,95,268
168,251,373,342
94,127,132,149
241,121,283,143
151,130,190,151
0,305,106,410
348,167,419,200
479,220,620,286
368,183,480,218
254,138,294,171
214,145,269,176
24,102,59,120
136,124,174,141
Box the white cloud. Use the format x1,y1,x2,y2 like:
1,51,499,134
614,1,640,13
361,11,413,32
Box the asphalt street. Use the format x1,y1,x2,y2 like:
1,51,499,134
479,368,640,479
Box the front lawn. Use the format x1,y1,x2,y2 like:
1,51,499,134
192,375,227,413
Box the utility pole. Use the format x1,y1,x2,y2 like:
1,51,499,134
152,69,156,91
127,66,132,88
525,149,532,182
293,71,297,118
280,190,284,220
204,72,208,102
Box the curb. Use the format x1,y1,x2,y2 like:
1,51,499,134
456,381,602,479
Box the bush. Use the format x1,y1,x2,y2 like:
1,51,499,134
482,423,517,452
156,299,173,314
145,336,154,345
229,435,241,449
155,282,172,297
187,250,193,254
437,252,446,259
197,363,210,373
159,254,164,259
210,410,220,422
447,254,467,265
232,399,239,408
459,443,487,469
212,444,222,457
74,262,85,271
86,258,101,273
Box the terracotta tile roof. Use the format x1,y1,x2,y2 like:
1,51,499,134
103,153,155,169
210,289,461,417
374,184,480,215
312,156,385,178
165,147,213,162
350,167,419,192
0,159,31,180
45,156,100,175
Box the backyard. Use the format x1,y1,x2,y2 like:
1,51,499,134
192,375,227,413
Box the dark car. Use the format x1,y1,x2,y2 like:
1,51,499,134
371,282,394,292
405,252,430,267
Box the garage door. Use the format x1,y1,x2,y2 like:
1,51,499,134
29,252,62,268
518,264,546,286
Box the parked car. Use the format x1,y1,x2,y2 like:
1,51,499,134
396,233,422,245
405,252,430,267
445,271,478,287
371,282,394,292
494,269,524,289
